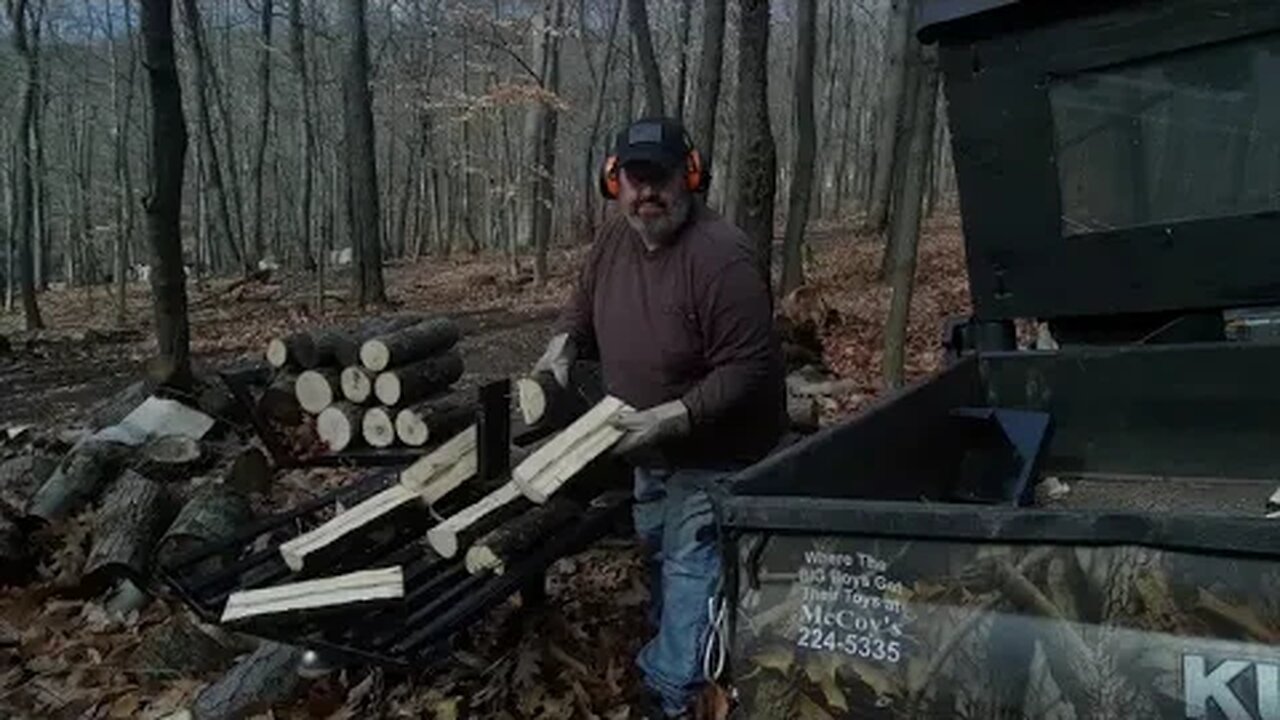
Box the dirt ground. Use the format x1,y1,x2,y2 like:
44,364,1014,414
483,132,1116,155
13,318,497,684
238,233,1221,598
0,217,970,718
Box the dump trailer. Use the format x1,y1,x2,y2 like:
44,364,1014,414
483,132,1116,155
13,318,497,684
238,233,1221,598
714,1,1280,718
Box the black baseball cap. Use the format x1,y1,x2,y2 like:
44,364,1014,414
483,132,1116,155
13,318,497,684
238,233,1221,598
613,117,689,173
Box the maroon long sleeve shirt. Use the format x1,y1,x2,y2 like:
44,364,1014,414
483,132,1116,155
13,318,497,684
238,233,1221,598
557,202,786,470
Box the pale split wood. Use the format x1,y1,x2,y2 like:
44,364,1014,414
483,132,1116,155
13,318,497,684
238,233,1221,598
340,366,374,404
362,407,396,448
278,484,417,572
398,425,477,494
516,376,548,426
220,566,404,622
426,481,522,558
512,396,628,503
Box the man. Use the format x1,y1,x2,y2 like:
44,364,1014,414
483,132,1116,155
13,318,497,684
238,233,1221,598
532,117,785,718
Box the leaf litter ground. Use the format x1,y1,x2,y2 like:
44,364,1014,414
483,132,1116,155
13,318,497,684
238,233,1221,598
0,217,969,718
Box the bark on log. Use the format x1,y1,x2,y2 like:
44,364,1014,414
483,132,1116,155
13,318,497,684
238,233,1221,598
340,365,375,404
316,402,362,452
225,447,272,496
267,315,426,369
157,483,254,572
0,508,29,583
26,440,130,524
464,496,579,575
85,470,175,588
373,350,464,406
394,396,476,448
427,481,527,558
515,361,603,430
359,317,460,372
256,375,301,426
86,380,153,430
191,641,302,720
131,611,246,676
361,407,396,449
295,369,340,414
0,453,57,515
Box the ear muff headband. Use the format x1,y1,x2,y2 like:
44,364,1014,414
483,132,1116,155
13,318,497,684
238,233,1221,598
599,127,707,199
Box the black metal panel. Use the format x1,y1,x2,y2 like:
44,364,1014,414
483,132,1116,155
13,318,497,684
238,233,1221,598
716,495,1280,559
936,0,1280,321
726,359,984,500
979,343,1280,478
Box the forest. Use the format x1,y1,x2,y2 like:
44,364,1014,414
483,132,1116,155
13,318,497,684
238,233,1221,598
0,0,970,716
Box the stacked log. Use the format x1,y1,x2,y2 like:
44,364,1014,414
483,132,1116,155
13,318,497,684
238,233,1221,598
267,316,470,454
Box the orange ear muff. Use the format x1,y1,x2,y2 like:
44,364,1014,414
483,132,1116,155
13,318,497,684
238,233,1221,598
599,155,621,199
685,149,705,193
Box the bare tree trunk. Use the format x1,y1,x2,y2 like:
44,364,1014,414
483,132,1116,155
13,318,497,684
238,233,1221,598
140,0,192,387
580,0,621,243
288,0,315,272
867,0,912,233
691,0,725,195
534,0,563,284
730,0,777,289
6,0,45,330
109,0,137,325
2,138,12,312
814,0,837,218
674,0,692,120
179,0,245,274
343,0,386,307
781,0,816,295
251,0,273,267
882,43,939,390
627,0,664,116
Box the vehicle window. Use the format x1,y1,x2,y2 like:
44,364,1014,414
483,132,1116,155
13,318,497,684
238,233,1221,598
1051,34,1280,236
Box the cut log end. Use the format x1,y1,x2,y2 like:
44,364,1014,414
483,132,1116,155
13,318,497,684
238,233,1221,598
296,370,336,414
373,373,403,407
317,405,356,452
425,528,459,559
265,338,288,368
464,545,503,575
359,340,391,373
362,408,396,448
142,435,202,466
394,409,430,447
340,366,373,404
516,377,548,426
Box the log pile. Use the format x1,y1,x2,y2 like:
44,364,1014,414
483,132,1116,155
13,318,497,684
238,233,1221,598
262,315,475,455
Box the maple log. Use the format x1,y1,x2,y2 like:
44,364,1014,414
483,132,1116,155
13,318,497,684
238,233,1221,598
26,440,131,524
192,641,302,720
515,361,603,430
225,447,272,496
295,369,341,414
157,484,254,572
256,375,301,426
426,481,528,558
340,365,375,404
373,350,464,406
136,434,205,482
221,567,404,623
359,317,461,372
0,453,57,515
85,470,176,588
316,402,363,452
266,316,427,370
393,396,476,448
361,407,397,448
464,496,580,575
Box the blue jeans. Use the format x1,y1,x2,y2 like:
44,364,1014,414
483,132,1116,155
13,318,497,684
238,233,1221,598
632,466,726,716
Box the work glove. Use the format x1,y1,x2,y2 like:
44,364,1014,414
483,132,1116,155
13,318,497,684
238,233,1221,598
610,399,691,457
532,333,577,387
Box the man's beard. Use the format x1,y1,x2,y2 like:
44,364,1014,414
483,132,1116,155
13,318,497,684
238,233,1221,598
625,191,692,247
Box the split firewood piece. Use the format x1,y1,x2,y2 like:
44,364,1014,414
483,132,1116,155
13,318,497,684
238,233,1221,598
340,366,376,404
221,566,405,623
316,402,363,452
516,361,603,429
373,350,464,407
84,470,176,589
26,440,131,524
191,641,302,720
512,396,629,503
465,496,580,575
256,375,301,426
278,427,477,572
359,317,461,372
426,481,526,559
157,484,254,573
394,396,477,448
362,407,397,449
295,370,341,414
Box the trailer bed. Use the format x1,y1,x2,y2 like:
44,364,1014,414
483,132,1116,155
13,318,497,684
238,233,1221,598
1042,474,1275,516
